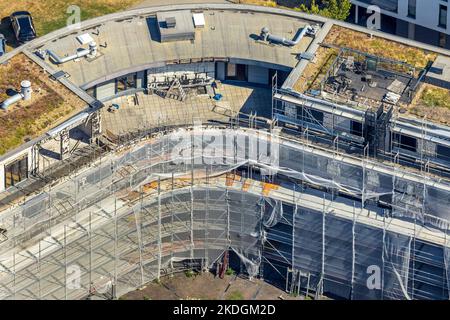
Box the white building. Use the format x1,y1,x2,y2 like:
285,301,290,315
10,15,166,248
351,0,450,48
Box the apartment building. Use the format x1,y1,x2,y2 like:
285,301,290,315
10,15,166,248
351,0,450,48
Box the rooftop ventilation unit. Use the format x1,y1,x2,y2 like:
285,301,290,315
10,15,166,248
1,80,32,110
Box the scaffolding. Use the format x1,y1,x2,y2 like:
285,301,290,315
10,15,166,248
0,126,449,300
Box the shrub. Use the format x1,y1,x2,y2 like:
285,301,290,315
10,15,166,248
225,267,235,276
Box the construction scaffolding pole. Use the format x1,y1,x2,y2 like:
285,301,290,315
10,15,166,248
157,178,162,280
113,196,118,299
132,189,143,287
64,225,67,300
351,201,356,300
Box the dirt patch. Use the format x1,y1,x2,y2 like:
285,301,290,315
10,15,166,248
0,54,85,155
121,271,306,300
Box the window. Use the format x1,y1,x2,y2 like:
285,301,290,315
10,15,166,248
225,63,247,81
358,0,398,13
407,0,416,18
437,144,450,162
350,121,363,136
5,156,28,188
302,108,324,126
393,133,417,153
439,5,447,28
116,74,137,93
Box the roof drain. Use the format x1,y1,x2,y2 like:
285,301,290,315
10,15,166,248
47,41,97,64
1,80,32,110
260,25,311,47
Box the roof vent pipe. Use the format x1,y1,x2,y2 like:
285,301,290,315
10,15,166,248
21,80,32,100
47,41,97,64
260,25,311,47
1,94,23,110
88,42,97,58
1,80,32,110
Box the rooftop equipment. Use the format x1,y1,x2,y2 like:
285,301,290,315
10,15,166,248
156,11,195,43
1,80,32,110
76,33,95,45
46,41,97,64
192,13,205,28
260,25,311,47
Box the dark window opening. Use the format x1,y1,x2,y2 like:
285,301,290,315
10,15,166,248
350,120,363,136
408,0,416,18
437,144,450,162
302,108,324,126
225,63,247,81
5,156,28,188
394,133,417,153
358,0,398,13
439,5,447,28
116,74,137,93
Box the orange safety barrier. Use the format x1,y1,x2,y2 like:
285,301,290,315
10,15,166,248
225,173,241,186
261,182,278,196
242,179,252,192
143,181,159,192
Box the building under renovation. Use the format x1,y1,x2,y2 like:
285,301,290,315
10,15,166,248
0,3,449,300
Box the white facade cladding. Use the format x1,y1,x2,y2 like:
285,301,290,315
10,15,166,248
352,0,450,48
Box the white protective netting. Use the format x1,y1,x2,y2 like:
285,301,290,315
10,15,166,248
0,127,449,299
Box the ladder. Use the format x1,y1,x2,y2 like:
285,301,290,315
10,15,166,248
166,78,187,101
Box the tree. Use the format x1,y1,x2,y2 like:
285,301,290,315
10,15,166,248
297,0,352,21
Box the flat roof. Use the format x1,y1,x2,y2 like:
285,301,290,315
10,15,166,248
156,10,195,42
36,9,313,88
0,3,448,163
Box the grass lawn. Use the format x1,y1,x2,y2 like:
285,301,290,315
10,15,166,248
325,26,437,69
226,290,244,300
407,84,450,125
420,86,450,110
0,54,85,155
0,0,141,40
239,0,277,7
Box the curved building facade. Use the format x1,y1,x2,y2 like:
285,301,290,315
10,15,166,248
0,4,449,300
